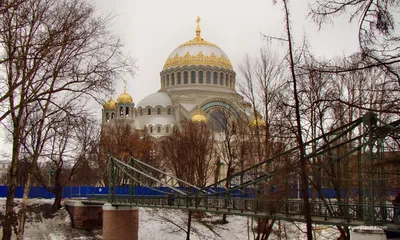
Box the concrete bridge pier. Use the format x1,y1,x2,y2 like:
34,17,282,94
102,203,139,240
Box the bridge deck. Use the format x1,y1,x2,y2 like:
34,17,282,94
82,196,400,231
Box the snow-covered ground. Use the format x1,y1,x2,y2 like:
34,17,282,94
0,198,343,239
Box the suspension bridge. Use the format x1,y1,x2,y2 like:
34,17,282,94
67,112,400,237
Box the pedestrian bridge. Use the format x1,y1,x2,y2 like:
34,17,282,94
81,113,400,234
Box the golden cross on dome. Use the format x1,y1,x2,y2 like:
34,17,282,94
196,16,201,39
123,79,127,93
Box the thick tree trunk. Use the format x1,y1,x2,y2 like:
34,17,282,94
2,164,17,240
52,184,63,212
17,172,31,240
2,132,21,240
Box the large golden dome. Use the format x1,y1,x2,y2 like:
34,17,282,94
192,106,207,123
163,17,232,70
103,97,116,110
117,88,133,104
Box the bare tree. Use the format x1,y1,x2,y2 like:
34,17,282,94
0,0,132,239
99,121,154,186
309,0,400,82
159,119,215,188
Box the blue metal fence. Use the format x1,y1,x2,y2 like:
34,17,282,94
0,185,398,199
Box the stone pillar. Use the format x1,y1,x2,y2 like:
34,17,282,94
65,200,103,229
102,203,139,240
350,227,386,240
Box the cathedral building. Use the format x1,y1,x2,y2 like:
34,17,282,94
101,17,263,136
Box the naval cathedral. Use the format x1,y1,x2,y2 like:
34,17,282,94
101,17,263,136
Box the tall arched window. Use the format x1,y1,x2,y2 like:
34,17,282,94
120,106,124,116
125,107,129,116
149,126,153,133
166,126,170,134
166,74,170,86
206,71,211,84
111,113,115,119
148,108,151,115
225,74,229,86
167,108,172,115
220,73,224,85
106,113,110,121
184,71,188,84
191,71,196,84
171,73,175,85
213,72,218,84
157,108,161,115
177,72,181,84
140,109,143,116
198,71,203,84
157,126,161,133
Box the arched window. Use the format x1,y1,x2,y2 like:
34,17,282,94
148,108,151,115
120,106,124,116
171,73,175,85
167,108,172,115
209,110,228,132
125,107,129,116
166,74,170,86
225,74,229,86
140,109,143,116
198,71,203,84
184,71,188,84
149,126,153,133
191,71,196,84
157,108,161,115
166,126,170,134
111,113,115,119
206,71,211,84
213,72,218,84
106,112,110,121
177,72,181,84
220,73,224,85
157,126,161,133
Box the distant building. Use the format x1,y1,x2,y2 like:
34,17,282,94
101,17,262,136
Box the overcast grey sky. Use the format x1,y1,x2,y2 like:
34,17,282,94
0,0,360,158
95,0,359,103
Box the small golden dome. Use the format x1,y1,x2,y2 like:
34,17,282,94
103,98,116,110
192,106,207,123
249,116,265,127
117,88,133,104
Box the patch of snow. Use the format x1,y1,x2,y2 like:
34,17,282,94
0,198,354,239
